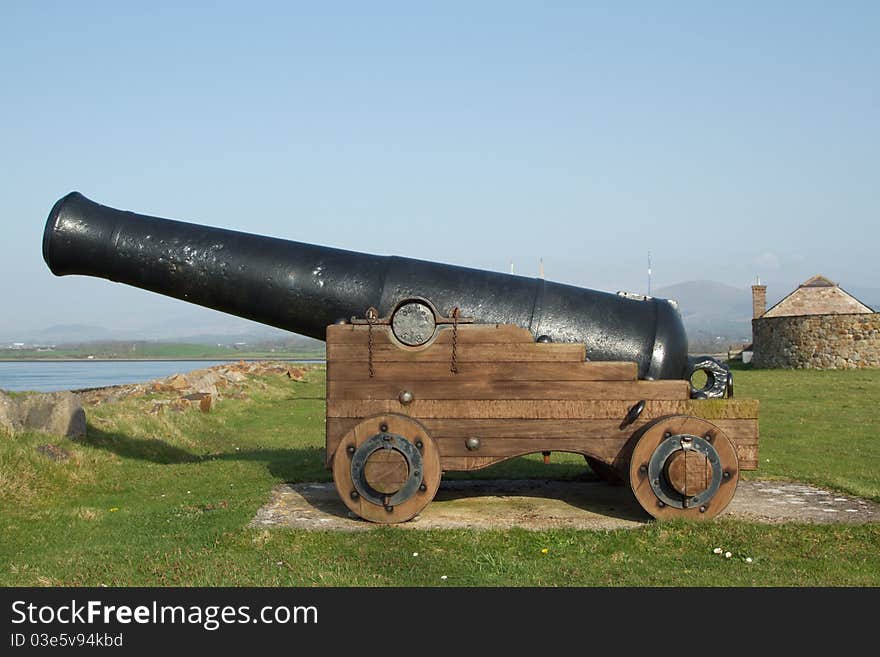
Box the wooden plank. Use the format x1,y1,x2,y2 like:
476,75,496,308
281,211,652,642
326,323,536,344
665,451,713,496
328,378,690,401
437,435,625,459
424,417,755,441
327,360,638,382
442,452,757,473
326,398,758,419
326,342,586,362
433,418,755,454
439,456,500,471
328,418,628,449
326,417,758,469
719,418,759,470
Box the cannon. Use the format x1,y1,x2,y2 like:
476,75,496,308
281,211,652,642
43,192,759,522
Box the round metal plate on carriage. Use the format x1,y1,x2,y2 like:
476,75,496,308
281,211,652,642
391,301,437,346
350,432,425,507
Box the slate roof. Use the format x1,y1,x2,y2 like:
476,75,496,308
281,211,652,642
761,275,874,318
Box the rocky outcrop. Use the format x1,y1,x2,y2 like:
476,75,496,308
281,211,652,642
0,390,87,438
76,361,309,407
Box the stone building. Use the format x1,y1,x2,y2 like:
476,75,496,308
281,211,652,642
751,275,879,369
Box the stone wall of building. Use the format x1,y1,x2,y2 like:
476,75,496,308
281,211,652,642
752,313,880,369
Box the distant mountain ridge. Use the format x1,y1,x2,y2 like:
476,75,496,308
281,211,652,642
1,316,303,346
5,279,877,348
653,279,879,349
654,281,754,346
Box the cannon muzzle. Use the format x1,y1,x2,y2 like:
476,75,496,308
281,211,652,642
43,192,689,379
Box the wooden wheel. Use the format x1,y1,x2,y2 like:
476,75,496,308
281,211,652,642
585,456,624,485
629,415,739,520
332,413,441,524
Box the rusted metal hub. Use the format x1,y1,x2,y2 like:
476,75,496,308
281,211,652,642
647,434,722,509
349,432,424,507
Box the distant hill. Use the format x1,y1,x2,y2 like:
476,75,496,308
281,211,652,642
21,324,125,344
0,302,306,345
5,279,875,351
0,315,320,349
654,279,879,351
653,281,754,349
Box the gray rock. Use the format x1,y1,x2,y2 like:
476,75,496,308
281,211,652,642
0,390,86,439
220,368,247,383
182,370,222,397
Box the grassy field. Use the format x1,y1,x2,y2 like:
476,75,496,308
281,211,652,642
1,366,878,586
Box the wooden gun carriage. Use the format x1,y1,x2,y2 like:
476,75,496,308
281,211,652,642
326,301,758,524
42,193,759,525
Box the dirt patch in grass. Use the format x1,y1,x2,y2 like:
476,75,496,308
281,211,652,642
251,479,880,531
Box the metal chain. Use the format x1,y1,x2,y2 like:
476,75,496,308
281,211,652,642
366,306,378,378
450,306,460,374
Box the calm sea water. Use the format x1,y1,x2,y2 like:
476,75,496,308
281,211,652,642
0,360,323,393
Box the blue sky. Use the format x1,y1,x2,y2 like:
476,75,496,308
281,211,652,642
1,1,877,334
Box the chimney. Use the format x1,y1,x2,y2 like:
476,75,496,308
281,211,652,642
751,280,767,319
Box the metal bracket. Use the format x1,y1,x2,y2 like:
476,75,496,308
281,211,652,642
350,297,474,327
619,399,646,430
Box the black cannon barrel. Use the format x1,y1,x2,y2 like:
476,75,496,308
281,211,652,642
42,192,689,379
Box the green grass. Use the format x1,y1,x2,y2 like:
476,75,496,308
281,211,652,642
732,366,880,501
1,366,878,586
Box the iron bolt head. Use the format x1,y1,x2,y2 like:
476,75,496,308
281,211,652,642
657,500,666,508
346,445,355,455
723,471,731,479
699,505,707,513
536,335,553,343
663,431,672,439
704,432,715,442
384,505,394,513
639,464,648,474
333,317,350,325
465,437,481,451
398,390,414,405
415,440,424,450
380,423,388,433
419,483,427,492
350,490,359,500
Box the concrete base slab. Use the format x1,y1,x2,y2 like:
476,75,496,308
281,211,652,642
249,479,880,531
